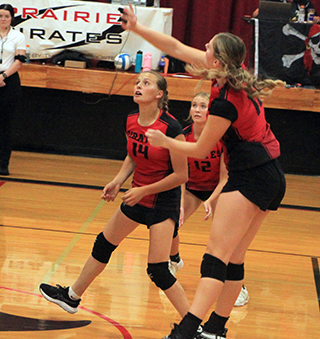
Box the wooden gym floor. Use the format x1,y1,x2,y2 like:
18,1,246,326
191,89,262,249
0,151,319,339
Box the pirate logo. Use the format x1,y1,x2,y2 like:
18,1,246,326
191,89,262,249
282,24,320,74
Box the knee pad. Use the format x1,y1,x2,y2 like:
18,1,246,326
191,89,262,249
91,232,117,264
147,262,177,290
201,253,227,282
226,263,244,281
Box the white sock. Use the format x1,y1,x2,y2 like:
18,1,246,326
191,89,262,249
68,286,81,300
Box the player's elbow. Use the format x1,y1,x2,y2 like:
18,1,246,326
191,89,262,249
197,149,210,159
177,171,188,186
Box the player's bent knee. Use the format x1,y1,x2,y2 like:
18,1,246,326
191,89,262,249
147,262,177,290
91,232,118,264
226,262,244,281
201,253,227,282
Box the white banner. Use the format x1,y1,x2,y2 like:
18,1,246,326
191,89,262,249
10,0,173,68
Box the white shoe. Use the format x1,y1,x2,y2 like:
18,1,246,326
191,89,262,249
194,327,227,339
168,259,184,276
234,286,249,307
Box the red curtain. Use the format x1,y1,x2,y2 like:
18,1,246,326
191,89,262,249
160,1,260,66
97,1,320,66
311,1,320,16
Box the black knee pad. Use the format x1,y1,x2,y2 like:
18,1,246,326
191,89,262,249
147,262,177,290
91,232,117,264
201,253,227,282
226,263,244,281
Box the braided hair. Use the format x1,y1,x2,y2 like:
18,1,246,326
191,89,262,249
186,33,285,100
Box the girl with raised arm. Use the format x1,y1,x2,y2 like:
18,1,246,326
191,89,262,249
121,7,286,339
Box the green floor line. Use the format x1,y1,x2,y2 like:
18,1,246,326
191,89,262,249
34,200,105,293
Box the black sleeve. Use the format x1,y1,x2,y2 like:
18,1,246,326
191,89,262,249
182,124,192,137
209,98,238,123
166,118,183,138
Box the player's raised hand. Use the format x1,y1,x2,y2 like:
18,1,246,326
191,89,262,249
120,4,137,30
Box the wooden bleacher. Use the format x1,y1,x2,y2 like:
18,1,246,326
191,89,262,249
20,63,320,113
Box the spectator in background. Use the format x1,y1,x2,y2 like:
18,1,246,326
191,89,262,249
252,0,293,18
252,0,319,23
0,3,26,176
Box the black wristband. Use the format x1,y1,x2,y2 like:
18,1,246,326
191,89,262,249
2,72,7,79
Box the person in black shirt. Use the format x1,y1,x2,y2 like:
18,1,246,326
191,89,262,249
253,0,293,18
252,0,319,23
0,4,26,175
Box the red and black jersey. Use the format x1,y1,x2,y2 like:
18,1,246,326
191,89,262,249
209,82,280,171
126,110,183,208
183,124,223,191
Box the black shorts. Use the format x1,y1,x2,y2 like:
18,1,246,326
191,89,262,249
186,188,213,201
120,202,180,237
221,159,286,211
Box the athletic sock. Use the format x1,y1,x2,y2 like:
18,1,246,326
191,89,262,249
170,253,181,263
68,286,81,301
203,311,229,333
179,312,202,339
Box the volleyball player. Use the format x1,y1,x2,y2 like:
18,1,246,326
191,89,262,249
39,70,191,318
120,7,286,338
169,92,249,308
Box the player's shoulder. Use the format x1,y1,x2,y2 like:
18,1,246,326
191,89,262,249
159,110,183,137
183,124,192,136
158,110,179,124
